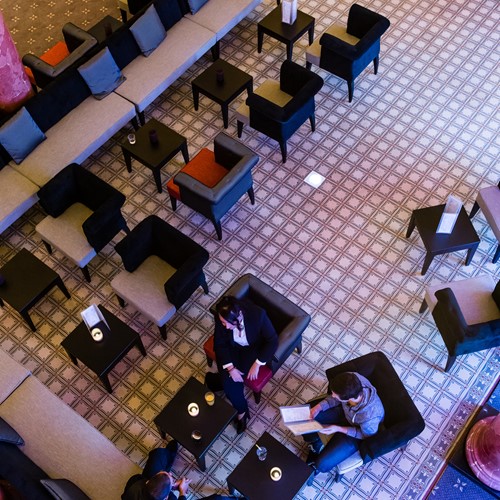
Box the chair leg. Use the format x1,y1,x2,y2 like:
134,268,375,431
159,325,167,341
131,116,139,131
493,244,500,263
116,295,126,307
279,141,287,163
120,8,127,23
237,121,244,138
169,195,177,211
247,186,255,205
444,355,457,372
306,61,312,70
373,56,379,75
206,356,213,367
42,240,53,254
213,220,223,241
253,391,261,404
81,266,91,283
419,299,428,314
347,81,354,103
296,339,303,354
469,201,480,218
201,276,209,294
309,114,316,132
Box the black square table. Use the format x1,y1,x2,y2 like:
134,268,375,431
121,119,189,193
154,376,236,471
87,15,123,43
227,431,313,500
449,404,500,498
61,305,146,393
258,6,315,61
192,59,253,129
0,248,70,331
406,204,480,275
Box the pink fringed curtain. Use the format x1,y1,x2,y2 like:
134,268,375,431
0,11,33,113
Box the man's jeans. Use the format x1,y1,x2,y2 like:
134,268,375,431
303,404,360,473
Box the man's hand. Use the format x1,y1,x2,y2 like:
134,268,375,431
319,424,343,435
176,477,191,496
247,361,261,380
310,403,322,419
229,367,244,383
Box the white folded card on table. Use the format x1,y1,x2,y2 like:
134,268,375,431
282,0,297,25
436,195,463,234
81,304,109,331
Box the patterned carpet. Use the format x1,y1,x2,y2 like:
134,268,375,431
1,0,499,499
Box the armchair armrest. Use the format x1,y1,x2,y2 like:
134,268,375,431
492,280,500,309
433,288,470,341
62,22,97,52
274,315,310,363
319,33,360,60
82,194,126,252
37,165,78,217
114,218,154,272
246,92,287,122
214,132,258,169
164,249,209,309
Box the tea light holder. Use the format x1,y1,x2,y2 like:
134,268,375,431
270,467,282,481
90,327,104,342
187,403,199,416
191,430,202,441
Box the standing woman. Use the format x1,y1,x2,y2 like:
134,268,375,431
214,296,278,433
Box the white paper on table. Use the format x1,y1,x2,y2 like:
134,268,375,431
81,304,109,331
436,195,462,234
281,0,297,24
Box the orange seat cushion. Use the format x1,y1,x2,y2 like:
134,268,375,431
166,148,228,200
25,41,70,85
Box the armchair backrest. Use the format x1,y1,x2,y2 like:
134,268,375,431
326,352,425,462
347,4,390,40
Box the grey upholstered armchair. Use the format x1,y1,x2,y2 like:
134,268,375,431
36,163,129,282
111,215,210,339
306,4,390,102
22,23,97,89
166,132,259,240
204,273,311,402
421,275,500,371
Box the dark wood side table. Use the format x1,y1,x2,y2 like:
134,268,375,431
192,59,253,129
154,376,236,471
258,6,315,61
0,248,70,331
87,15,123,43
406,204,480,275
121,119,189,193
61,305,146,393
448,404,500,499
227,431,313,500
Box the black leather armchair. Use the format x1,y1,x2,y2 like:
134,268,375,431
22,23,97,89
306,4,390,102
236,60,323,163
36,163,129,282
112,215,210,339
432,282,500,371
166,133,259,240
323,352,425,480
204,273,311,402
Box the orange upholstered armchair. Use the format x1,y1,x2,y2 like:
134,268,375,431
166,132,259,240
23,23,97,89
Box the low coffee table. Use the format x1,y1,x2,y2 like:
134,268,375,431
192,59,253,129
61,305,146,393
121,119,189,193
258,5,315,60
227,431,313,500
154,376,236,471
0,248,70,331
406,204,480,275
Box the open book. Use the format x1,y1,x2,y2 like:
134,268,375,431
280,405,325,436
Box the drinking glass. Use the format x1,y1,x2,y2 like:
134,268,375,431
256,446,267,461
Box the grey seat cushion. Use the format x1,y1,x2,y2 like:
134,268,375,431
36,203,96,267
424,275,498,324
111,255,177,326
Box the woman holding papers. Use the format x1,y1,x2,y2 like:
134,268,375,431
214,296,278,434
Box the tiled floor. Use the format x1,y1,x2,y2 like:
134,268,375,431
1,0,499,499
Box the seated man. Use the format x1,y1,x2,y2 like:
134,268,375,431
304,372,385,473
122,440,190,500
